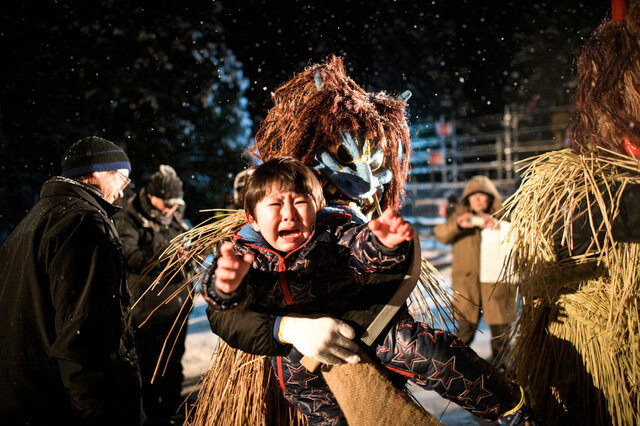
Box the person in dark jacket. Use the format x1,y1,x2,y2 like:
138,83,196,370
115,165,193,426
202,157,537,425
0,136,143,425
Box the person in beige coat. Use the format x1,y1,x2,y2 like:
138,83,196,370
434,175,516,361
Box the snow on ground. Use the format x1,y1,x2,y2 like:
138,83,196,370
181,299,219,395
181,246,494,425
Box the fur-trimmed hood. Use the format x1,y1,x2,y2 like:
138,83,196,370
461,175,503,214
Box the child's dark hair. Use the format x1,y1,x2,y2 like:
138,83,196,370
243,157,326,217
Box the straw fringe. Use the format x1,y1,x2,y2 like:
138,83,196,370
184,342,308,426
503,149,640,425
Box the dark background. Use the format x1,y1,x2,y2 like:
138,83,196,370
0,0,609,242
216,0,609,126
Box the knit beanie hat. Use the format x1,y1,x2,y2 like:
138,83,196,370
146,165,184,205
61,136,131,178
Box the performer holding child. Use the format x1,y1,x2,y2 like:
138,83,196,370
201,157,536,425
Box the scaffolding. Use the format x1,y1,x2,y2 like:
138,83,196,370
405,105,572,219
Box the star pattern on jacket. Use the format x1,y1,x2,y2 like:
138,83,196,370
449,335,466,348
309,388,334,412
286,363,318,388
376,343,391,356
416,323,437,343
473,402,501,420
458,376,492,405
427,356,463,390
412,376,428,386
288,280,315,305
396,316,415,331
317,411,341,426
267,284,286,308
390,338,429,370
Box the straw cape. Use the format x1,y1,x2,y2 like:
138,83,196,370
503,148,640,425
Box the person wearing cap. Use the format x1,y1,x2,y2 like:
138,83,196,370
0,136,143,424
115,165,194,426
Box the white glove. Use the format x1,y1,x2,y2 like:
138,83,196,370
279,315,361,365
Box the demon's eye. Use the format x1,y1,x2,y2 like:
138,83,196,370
336,144,355,165
370,150,383,172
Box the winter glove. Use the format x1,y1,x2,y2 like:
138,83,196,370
279,315,361,365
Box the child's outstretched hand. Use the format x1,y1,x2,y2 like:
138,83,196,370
368,207,415,248
214,242,254,294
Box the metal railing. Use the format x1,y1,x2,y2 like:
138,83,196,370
404,105,572,219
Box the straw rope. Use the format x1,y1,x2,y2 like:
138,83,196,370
503,148,640,425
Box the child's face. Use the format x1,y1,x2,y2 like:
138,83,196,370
246,185,317,252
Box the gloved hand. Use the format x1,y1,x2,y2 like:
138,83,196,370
279,315,361,365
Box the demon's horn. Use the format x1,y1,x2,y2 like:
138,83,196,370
612,0,627,21
396,90,412,102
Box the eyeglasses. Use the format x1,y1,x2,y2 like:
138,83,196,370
115,170,131,191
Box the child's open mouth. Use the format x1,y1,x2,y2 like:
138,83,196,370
279,229,301,239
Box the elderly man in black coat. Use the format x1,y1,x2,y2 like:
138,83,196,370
0,136,143,425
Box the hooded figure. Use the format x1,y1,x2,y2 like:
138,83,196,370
503,1,640,424
434,176,516,361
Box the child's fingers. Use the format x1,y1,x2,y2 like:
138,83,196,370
400,223,415,240
237,253,253,275
242,252,254,265
219,241,236,258
215,282,230,293
382,207,396,220
388,214,405,233
217,256,242,270
216,277,240,293
216,266,240,282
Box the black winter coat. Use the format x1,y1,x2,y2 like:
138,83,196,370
115,191,192,327
0,177,143,425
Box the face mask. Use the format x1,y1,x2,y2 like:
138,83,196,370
311,131,392,202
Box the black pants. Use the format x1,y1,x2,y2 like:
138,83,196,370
136,319,188,425
270,312,519,425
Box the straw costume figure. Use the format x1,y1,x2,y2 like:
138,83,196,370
180,55,449,425
503,1,640,424
156,56,533,425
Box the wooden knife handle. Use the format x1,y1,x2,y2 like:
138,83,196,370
301,356,322,372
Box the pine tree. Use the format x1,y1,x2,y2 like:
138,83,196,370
0,0,252,238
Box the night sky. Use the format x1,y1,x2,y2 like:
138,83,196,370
0,0,612,238
215,0,609,129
